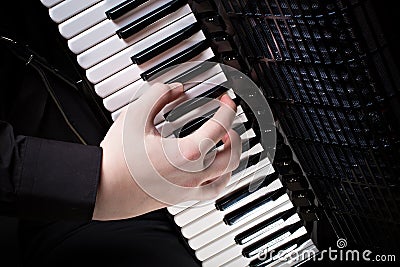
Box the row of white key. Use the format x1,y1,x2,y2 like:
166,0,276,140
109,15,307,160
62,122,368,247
49,0,101,23
93,30,206,97
173,162,273,228
69,0,173,54
59,0,125,39
110,48,216,121
86,12,198,84
166,156,273,216
223,227,309,267
202,207,300,266
194,201,295,261
104,64,225,117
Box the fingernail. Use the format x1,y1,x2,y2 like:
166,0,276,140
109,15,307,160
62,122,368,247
169,82,183,92
217,93,227,100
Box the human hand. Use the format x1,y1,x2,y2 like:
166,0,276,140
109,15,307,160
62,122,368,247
93,83,241,221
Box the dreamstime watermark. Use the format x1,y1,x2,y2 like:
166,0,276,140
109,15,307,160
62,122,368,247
257,238,396,264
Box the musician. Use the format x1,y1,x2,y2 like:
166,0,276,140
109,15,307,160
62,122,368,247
0,2,241,266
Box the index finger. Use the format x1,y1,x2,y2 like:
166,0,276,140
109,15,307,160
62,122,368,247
189,94,237,154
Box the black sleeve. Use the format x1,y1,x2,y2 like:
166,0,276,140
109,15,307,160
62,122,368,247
0,120,102,221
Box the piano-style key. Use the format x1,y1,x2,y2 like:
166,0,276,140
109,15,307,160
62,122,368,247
141,40,210,81
164,84,226,122
77,5,193,69
41,0,63,8
116,0,187,39
131,22,201,65
86,14,197,83
105,0,150,20
216,172,280,212
223,228,309,267
49,0,101,24
271,240,318,267
202,215,302,266
191,202,293,257
180,178,284,239
69,0,173,54
109,48,216,120
224,187,287,226
94,32,207,97
103,63,224,113
59,0,124,39
166,156,272,216
194,202,295,261
235,207,297,245
174,166,275,228
160,104,248,139
243,221,304,258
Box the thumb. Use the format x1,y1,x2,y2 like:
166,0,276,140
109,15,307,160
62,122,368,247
140,82,183,133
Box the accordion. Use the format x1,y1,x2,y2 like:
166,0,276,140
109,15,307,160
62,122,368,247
39,0,400,266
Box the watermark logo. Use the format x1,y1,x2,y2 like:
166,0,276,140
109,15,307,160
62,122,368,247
336,238,347,249
257,238,396,264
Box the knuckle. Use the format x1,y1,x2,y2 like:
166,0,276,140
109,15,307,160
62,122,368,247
182,145,201,161
186,177,202,188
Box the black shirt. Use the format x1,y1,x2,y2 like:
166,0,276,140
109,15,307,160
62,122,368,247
0,1,111,221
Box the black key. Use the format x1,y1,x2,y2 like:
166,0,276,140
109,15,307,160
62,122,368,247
172,96,241,138
105,0,149,20
173,107,217,138
232,120,251,137
116,0,187,39
131,23,201,65
235,207,297,245
242,221,304,258
167,60,217,84
249,235,310,267
214,118,255,149
141,40,210,81
165,84,228,122
224,187,287,226
232,152,264,176
215,172,279,211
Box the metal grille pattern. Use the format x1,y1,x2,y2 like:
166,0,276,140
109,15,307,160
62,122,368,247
215,0,400,250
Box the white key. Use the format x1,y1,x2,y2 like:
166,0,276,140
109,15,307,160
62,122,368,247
195,201,294,261
103,65,224,113
222,227,309,267
180,179,284,239
174,164,275,227
58,0,123,39
110,47,216,119
201,214,301,266
166,152,267,217
69,0,175,54
49,0,101,23
174,163,271,227
77,5,192,69
94,32,206,98
41,0,63,8
193,201,292,257
271,241,318,267
86,13,198,83
167,156,272,216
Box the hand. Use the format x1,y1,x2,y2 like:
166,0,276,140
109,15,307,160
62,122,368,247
93,83,241,221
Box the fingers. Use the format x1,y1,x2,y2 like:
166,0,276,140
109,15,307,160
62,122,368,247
197,129,242,185
197,172,232,201
190,94,237,154
140,82,184,133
